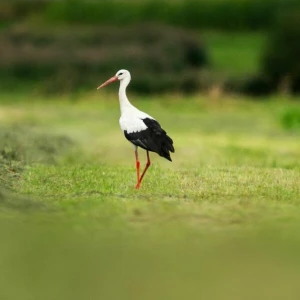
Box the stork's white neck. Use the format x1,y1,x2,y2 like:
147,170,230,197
118,77,133,114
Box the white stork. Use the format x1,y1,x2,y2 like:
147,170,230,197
97,69,175,189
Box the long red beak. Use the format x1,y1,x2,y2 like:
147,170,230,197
97,76,118,89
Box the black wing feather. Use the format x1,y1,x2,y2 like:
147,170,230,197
124,118,175,161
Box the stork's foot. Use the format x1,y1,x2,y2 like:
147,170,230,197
135,182,140,189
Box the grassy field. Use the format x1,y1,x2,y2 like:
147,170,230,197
1,92,300,299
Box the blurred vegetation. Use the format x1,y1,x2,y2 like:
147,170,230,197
262,9,300,94
0,188,48,213
0,25,207,94
0,0,300,95
1,220,300,300
0,0,298,31
0,125,72,212
280,108,300,130
0,125,73,189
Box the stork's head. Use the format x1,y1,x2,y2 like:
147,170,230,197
97,69,131,89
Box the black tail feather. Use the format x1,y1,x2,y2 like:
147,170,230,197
159,134,174,161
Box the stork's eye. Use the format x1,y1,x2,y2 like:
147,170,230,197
119,73,123,76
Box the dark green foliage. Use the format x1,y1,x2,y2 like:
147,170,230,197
227,74,273,97
175,0,277,30
41,0,299,30
262,8,300,94
1,0,297,31
0,25,207,94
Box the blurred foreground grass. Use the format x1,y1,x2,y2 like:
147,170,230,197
1,219,300,300
1,92,300,299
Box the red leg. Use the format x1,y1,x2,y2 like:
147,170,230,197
138,151,151,187
135,148,140,189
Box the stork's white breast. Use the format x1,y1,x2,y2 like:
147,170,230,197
119,109,154,134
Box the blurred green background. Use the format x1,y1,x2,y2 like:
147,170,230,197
1,1,300,299
1,0,300,94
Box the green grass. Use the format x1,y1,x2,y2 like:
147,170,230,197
1,92,300,228
1,92,300,299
